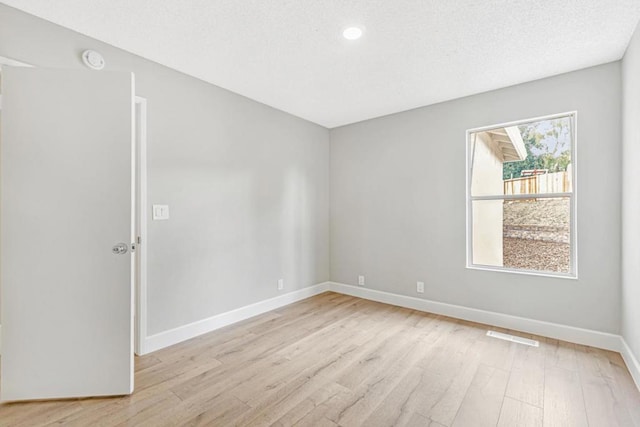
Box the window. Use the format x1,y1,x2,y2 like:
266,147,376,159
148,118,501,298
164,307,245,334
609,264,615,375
466,112,576,277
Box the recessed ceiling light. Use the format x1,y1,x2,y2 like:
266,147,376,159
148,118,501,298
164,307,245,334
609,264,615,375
343,27,363,40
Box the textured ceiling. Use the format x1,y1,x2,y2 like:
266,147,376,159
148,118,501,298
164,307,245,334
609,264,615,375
3,0,640,128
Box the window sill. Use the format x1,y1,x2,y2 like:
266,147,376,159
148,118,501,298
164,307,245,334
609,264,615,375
466,265,577,280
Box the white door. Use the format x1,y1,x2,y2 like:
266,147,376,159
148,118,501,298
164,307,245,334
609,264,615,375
1,67,135,401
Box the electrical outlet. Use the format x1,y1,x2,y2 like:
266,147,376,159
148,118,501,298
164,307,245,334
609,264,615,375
417,281,425,294
358,275,365,286
278,279,284,290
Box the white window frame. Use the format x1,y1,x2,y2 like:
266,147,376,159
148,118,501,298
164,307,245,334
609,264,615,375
465,111,578,279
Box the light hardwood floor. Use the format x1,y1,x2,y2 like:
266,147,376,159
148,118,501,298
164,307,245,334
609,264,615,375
1,292,639,426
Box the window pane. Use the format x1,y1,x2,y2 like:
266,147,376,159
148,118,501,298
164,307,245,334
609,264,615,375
470,117,572,197
472,197,571,274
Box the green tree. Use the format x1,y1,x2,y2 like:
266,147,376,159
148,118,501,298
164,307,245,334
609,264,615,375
502,118,571,180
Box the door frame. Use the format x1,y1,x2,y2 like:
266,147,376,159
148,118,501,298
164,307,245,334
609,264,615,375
134,96,148,356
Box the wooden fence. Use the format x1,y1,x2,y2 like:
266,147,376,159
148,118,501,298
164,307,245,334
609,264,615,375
504,170,572,195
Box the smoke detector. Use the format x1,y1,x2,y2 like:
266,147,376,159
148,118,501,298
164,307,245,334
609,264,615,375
81,50,105,70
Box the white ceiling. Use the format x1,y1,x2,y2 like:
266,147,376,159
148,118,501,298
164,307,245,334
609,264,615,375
4,0,640,128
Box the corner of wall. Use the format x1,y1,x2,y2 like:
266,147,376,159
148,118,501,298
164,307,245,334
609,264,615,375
621,338,640,392
621,17,640,383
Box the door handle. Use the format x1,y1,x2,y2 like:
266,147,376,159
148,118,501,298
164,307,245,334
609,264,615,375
112,243,129,255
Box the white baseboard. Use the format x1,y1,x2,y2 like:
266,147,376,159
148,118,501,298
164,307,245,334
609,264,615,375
328,282,621,352
621,339,640,392
142,282,331,354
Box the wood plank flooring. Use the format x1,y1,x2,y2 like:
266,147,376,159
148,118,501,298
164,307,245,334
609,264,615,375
1,292,639,426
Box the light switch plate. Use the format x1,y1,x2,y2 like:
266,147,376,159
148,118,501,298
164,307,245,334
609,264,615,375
152,205,169,220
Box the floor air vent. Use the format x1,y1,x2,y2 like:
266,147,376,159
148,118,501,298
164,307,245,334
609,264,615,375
486,330,539,347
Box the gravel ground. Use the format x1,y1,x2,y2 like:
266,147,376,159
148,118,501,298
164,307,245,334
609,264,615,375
503,199,571,272
503,237,570,273
503,198,569,227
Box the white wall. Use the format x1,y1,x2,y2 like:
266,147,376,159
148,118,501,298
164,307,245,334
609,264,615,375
470,131,504,267
331,63,622,333
0,5,330,335
622,22,640,364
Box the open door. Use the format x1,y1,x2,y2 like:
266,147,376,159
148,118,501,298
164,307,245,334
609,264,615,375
1,67,135,401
